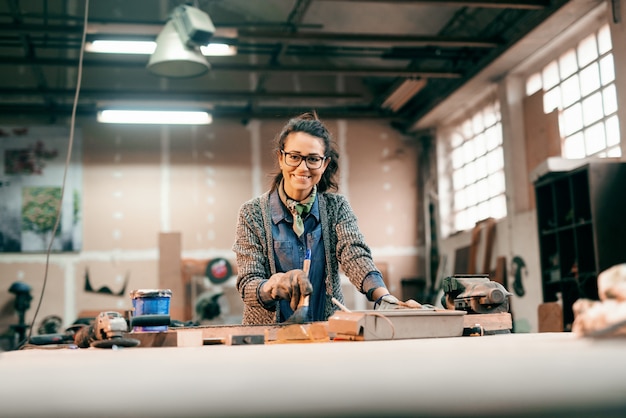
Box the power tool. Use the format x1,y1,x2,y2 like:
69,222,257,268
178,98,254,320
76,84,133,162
74,311,140,349
442,274,511,314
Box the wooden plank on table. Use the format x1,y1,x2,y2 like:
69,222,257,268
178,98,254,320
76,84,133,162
158,232,186,321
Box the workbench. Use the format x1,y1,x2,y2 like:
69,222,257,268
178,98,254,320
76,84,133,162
1,332,625,417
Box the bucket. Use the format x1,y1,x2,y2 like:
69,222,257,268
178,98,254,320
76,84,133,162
130,289,172,332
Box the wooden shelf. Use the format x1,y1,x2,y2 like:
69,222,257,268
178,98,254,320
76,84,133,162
534,161,626,331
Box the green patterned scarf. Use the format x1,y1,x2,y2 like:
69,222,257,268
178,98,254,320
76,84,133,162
278,180,316,237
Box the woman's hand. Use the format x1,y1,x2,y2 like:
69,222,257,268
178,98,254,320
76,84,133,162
261,270,313,311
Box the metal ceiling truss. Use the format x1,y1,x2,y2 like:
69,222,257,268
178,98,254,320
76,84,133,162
0,0,572,131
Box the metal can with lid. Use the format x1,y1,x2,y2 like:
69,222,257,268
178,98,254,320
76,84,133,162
130,289,172,332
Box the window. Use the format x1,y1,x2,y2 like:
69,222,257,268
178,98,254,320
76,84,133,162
525,24,620,158
438,101,506,237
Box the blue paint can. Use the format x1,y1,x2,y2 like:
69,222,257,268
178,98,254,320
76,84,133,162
130,289,172,332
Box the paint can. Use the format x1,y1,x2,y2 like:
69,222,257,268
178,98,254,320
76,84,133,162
130,289,172,332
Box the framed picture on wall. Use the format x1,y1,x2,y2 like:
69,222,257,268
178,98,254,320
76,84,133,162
0,126,82,253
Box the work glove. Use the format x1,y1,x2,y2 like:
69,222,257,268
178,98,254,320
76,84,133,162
263,269,313,311
374,294,423,310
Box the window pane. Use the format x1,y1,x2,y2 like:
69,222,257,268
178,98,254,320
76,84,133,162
584,122,606,155
450,132,463,148
451,146,464,169
474,133,486,156
561,75,580,107
483,104,498,126
461,120,473,139
559,49,577,79
485,124,502,150
464,161,476,185
475,155,487,179
578,33,598,67
598,24,612,54
486,149,504,173
466,184,477,206
599,54,615,85
606,115,620,147
544,87,561,112
454,189,465,210
607,146,622,158
603,84,617,116
490,194,507,219
489,172,505,196
561,103,583,136
476,179,489,203
463,139,475,162
454,211,466,232
526,73,542,96
542,61,560,89
579,63,600,96
563,132,585,158
453,167,465,191
466,206,477,227
472,113,484,135
582,92,603,126
477,201,489,221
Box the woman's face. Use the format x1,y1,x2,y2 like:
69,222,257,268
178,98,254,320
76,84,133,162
280,131,330,201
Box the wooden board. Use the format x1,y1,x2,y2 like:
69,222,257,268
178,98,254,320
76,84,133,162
538,302,563,332
328,309,466,340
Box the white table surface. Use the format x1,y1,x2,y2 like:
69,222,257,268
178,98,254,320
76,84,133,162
1,332,625,417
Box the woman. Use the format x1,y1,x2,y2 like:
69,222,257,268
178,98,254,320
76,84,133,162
233,112,406,325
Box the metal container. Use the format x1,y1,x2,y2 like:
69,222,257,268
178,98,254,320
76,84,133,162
130,289,172,332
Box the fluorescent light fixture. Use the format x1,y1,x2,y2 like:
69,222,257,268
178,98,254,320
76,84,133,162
86,40,156,54
86,40,236,56
97,110,212,125
200,43,237,56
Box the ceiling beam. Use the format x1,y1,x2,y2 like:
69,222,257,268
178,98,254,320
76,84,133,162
0,24,499,48
0,56,464,78
314,0,548,9
0,88,364,101
0,103,391,120
236,31,499,48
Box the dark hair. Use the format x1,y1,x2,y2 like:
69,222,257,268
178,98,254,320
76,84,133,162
270,111,339,193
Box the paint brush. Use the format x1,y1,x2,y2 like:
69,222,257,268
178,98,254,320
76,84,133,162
285,248,311,324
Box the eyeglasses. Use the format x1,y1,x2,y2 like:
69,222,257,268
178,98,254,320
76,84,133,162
281,150,327,169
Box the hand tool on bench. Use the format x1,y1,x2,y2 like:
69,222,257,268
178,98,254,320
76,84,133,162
74,311,141,348
285,248,311,324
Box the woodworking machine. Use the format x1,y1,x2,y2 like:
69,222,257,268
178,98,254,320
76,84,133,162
442,274,511,314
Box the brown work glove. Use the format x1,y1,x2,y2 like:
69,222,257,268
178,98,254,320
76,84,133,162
261,269,313,311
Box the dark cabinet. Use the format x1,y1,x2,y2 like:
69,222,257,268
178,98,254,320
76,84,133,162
534,161,626,331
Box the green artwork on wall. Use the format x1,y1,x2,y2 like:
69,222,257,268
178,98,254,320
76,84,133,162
0,126,82,252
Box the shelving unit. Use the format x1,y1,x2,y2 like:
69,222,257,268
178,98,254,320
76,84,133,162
534,161,626,331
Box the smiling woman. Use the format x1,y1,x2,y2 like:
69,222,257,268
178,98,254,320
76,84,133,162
232,112,416,325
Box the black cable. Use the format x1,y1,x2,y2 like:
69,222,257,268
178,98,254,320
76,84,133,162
18,0,90,350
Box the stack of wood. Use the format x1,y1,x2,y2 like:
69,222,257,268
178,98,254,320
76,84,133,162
572,263,626,337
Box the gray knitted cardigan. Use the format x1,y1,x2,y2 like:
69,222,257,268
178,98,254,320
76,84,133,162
233,190,380,325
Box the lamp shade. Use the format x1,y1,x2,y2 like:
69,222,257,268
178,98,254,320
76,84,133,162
147,20,210,78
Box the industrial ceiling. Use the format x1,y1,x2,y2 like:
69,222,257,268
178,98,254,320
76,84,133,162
0,0,600,132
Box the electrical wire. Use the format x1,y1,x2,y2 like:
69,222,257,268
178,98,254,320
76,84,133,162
18,0,90,349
